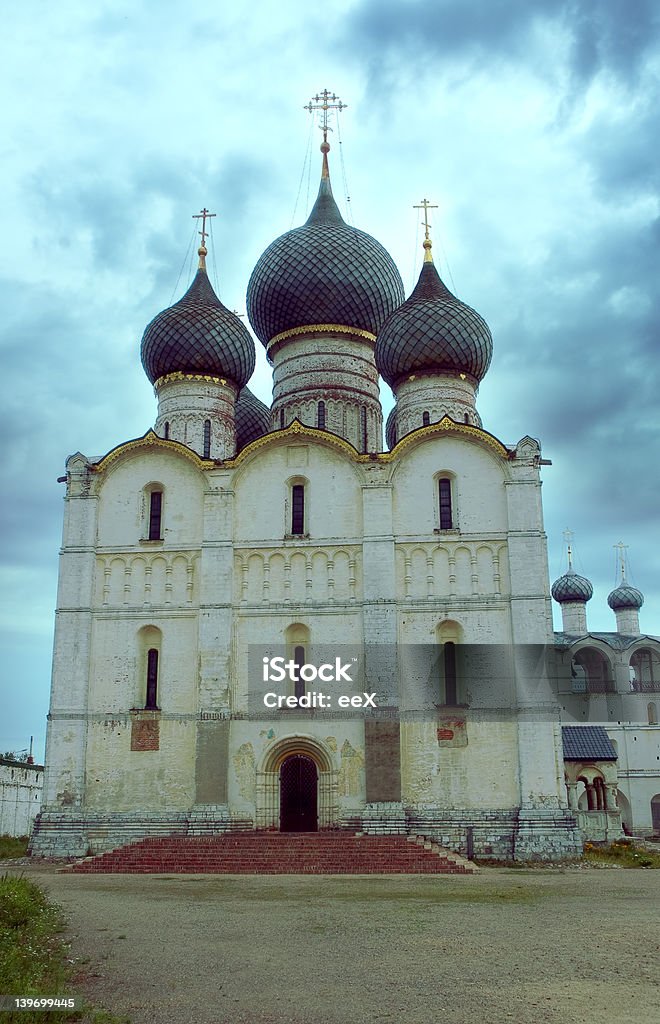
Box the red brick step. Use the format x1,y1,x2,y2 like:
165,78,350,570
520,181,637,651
69,832,474,874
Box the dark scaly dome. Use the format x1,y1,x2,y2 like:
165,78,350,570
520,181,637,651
551,570,594,604
246,151,405,347
141,253,255,386
608,584,644,610
235,387,271,451
385,406,397,450
375,248,493,387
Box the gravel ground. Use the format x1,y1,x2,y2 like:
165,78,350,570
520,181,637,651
8,864,660,1024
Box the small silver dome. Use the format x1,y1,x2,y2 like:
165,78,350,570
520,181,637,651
607,584,644,611
551,570,594,603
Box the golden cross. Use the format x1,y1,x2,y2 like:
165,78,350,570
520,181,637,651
413,198,438,241
614,540,628,579
193,208,216,248
304,90,347,143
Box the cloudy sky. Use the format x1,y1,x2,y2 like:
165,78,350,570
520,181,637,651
1,0,658,759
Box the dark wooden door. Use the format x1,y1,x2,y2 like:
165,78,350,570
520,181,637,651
280,755,318,832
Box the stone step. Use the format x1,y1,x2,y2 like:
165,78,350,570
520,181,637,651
69,832,474,875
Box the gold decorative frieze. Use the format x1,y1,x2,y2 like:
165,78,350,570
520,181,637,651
266,323,376,355
153,371,228,388
94,430,214,472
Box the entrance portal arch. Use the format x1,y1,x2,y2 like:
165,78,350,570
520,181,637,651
256,735,338,830
280,754,318,831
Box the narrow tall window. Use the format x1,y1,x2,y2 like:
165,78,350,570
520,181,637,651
294,645,305,700
203,419,211,459
443,642,457,705
146,649,159,709
317,401,326,429
422,411,430,427
280,409,285,429
291,484,305,535
361,406,368,453
438,478,452,529
163,421,170,439
149,491,163,540
464,413,469,424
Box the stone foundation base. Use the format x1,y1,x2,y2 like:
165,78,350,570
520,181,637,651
513,808,583,861
361,801,407,834
29,810,190,858
406,807,583,861
30,804,583,862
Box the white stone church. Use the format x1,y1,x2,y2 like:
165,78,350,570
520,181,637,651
31,129,660,860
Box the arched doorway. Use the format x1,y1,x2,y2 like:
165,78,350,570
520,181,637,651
651,794,660,833
255,735,338,830
280,754,318,832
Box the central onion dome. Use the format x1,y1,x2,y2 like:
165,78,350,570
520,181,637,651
375,246,493,387
607,584,644,611
246,150,405,348
235,387,271,451
141,253,255,387
551,570,594,604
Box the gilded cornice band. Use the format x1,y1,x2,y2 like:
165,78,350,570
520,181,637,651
94,430,215,472
266,323,376,357
154,371,229,388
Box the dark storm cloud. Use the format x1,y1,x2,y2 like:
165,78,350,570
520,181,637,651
579,99,660,199
28,159,194,272
340,0,660,88
0,275,149,570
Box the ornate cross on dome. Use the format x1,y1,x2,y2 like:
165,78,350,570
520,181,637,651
414,198,438,241
193,208,216,248
414,198,438,262
614,540,629,580
304,90,347,145
563,527,574,569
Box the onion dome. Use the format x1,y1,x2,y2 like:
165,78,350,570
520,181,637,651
385,406,397,450
141,251,255,386
375,245,492,387
236,387,271,451
551,570,594,604
246,151,405,348
607,584,644,611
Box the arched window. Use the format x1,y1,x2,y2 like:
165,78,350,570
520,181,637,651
146,649,159,709
148,490,163,540
436,620,464,706
137,625,162,710
438,477,453,530
285,624,311,704
163,421,170,440
280,409,285,429
203,419,211,459
317,401,326,429
648,702,658,726
361,406,368,453
630,649,660,692
422,411,430,427
464,413,469,424
294,645,305,700
571,647,614,693
291,484,305,535
443,642,457,705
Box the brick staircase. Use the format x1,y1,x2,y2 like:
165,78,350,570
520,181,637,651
69,832,474,874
